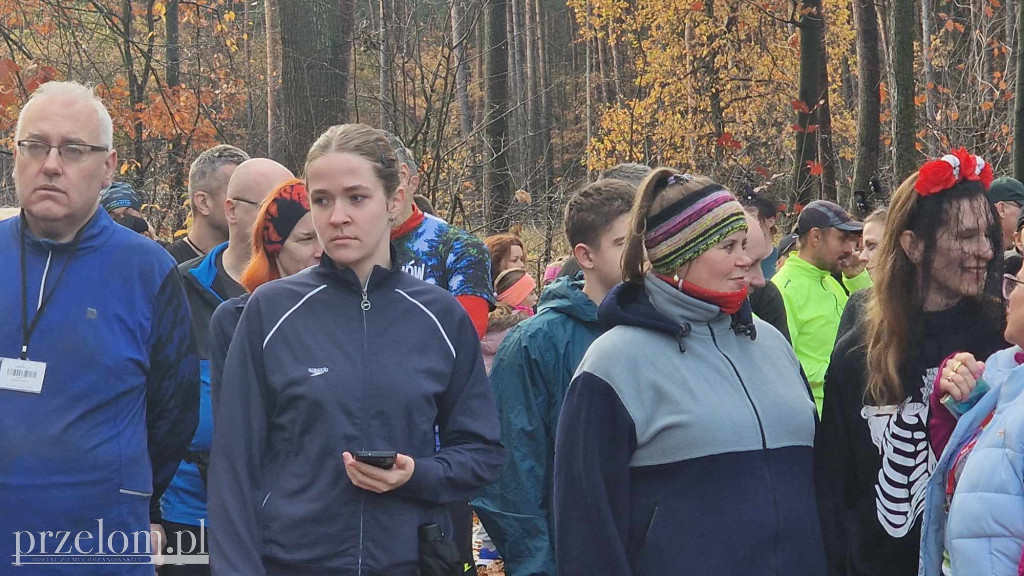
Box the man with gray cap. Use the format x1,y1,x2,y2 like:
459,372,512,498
986,176,1024,254
771,200,863,414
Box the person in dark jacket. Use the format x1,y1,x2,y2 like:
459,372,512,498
816,149,1006,576
207,179,325,412
166,145,250,264
473,178,635,575
744,209,791,342
208,123,503,576
0,81,199,574
554,169,825,576
835,208,887,343
162,161,293,573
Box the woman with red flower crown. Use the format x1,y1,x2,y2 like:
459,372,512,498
815,149,1008,576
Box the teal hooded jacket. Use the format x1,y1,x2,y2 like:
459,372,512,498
472,275,603,576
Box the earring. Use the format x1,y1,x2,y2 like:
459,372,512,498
389,214,396,222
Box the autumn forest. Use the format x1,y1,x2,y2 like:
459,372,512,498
0,0,1019,255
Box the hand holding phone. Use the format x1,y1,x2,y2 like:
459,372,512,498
353,450,397,470
342,451,415,494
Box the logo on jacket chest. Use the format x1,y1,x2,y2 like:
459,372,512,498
308,367,329,377
401,261,428,282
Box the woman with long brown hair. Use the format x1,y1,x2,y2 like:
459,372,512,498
816,150,1006,576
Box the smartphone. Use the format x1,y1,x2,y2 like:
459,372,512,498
940,378,991,418
354,450,397,470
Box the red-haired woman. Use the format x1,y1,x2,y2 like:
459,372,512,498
485,233,526,285
207,179,322,410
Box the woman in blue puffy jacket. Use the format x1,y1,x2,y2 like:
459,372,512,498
920,267,1024,576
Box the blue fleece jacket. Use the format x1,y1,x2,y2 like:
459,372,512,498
208,254,503,575
0,209,199,575
554,275,825,576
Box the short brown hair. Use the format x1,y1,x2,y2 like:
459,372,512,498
564,179,637,248
304,124,401,198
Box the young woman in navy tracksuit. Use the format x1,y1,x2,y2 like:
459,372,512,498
208,123,504,576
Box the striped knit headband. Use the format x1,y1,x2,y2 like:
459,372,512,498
644,180,747,274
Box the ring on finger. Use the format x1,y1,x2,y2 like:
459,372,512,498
951,360,964,373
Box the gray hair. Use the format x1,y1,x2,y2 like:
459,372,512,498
599,163,653,187
188,145,250,197
16,81,114,149
384,131,419,174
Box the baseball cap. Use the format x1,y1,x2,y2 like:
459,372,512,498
778,233,799,256
796,200,864,235
986,177,1024,206
100,182,142,213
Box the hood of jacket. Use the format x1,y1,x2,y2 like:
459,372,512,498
599,272,756,347
537,275,600,325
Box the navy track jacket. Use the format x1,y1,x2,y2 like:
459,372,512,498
0,209,199,575
209,254,503,576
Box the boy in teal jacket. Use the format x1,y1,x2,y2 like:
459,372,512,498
472,179,636,576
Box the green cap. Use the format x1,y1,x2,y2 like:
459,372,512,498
986,176,1024,205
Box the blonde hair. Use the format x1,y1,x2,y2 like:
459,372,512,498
304,124,401,198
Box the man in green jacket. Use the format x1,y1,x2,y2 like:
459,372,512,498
472,178,635,576
772,200,864,415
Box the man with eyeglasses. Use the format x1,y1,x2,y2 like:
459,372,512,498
0,82,200,573
986,176,1024,258
168,158,293,573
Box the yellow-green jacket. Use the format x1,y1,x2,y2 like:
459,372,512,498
771,254,871,414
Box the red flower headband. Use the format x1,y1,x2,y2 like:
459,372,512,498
915,148,993,197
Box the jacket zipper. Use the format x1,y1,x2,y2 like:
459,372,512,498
38,250,52,312
708,324,780,576
356,268,373,576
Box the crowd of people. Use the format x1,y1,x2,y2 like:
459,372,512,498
1,80,1023,576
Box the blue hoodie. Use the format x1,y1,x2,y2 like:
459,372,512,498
0,209,199,574
161,243,243,528
208,254,503,575
554,275,824,576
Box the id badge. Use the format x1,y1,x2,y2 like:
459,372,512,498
0,357,47,394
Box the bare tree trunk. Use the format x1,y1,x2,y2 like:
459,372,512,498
1015,0,1024,177
524,0,541,194
266,0,285,161
920,0,938,154
451,0,474,141
272,0,352,172
379,0,395,131
818,37,839,202
794,0,823,205
852,0,881,194
165,0,185,199
891,0,917,181
486,0,513,231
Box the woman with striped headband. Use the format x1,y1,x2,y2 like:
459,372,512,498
552,169,825,576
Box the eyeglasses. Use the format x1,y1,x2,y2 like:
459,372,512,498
228,197,260,207
16,139,109,164
1003,273,1024,299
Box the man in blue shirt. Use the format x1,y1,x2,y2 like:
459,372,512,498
0,81,199,574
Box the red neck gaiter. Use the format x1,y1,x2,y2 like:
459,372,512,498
656,274,748,315
390,204,425,240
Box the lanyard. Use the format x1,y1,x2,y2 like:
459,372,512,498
19,217,86,360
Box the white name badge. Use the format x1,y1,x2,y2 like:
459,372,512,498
0,357,47,394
